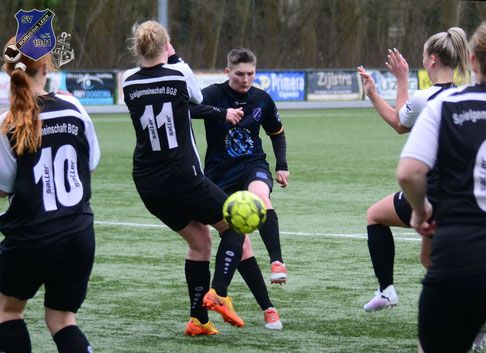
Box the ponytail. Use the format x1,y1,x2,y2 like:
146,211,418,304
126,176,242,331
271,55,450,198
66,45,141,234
1,37,53,155
129,20,169,60
425,27,471,83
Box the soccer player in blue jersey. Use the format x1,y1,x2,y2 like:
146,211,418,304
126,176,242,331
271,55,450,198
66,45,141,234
398,22,486,352
201,48,290,286
0,38,100,352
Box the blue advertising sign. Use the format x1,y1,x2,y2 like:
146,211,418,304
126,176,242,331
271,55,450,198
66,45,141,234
62,72,116,105
253,72,305,101
14,9,56,61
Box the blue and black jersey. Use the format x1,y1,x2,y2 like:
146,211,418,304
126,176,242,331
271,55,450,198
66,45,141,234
201,81,287,184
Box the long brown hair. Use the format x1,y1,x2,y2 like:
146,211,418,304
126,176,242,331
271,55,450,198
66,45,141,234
1,37,54,155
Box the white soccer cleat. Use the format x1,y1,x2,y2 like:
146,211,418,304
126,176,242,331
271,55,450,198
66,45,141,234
264,307,283,330
270,261,287,284
363,285,398,312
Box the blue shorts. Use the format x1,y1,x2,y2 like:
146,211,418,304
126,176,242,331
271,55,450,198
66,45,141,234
0,226,95,313
218,166,273,195
139,178,228,232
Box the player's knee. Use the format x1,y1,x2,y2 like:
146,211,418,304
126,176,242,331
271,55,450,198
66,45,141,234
366,203,380,225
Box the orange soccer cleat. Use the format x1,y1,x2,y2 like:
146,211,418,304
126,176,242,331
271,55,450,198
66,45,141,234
202,289,244,327
185,317,219,336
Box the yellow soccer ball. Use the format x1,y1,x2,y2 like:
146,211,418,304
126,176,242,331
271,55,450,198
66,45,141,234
223,191,267,234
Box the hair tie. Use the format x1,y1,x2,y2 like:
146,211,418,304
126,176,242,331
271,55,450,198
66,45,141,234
14,62,26,71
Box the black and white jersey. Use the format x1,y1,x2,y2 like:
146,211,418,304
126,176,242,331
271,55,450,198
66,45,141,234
0,93,100,246
401,83,486,275
399,83,454,128
122,61,205,195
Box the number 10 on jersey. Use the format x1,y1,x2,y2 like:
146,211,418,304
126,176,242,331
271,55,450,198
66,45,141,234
33,145,84,212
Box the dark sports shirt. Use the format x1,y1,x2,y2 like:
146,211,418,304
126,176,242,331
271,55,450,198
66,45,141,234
122,62,206,195
201,81,286,180
0,94,100,247
401,83,486,276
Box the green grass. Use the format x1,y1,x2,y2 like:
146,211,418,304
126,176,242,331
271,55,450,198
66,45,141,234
0,109,429,352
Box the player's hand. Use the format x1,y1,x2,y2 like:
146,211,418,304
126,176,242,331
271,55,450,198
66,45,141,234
225,107,243,125
385,48,409,81
410,199,436,237
276,170,290,188
57,90,73,96
357,66,377,98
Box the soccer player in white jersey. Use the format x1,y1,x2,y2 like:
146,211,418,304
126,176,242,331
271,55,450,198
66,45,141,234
0,38,100,352
397,21,486,353
358,28,470,311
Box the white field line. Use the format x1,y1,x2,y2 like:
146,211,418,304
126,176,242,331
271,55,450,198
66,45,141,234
94,220,421,242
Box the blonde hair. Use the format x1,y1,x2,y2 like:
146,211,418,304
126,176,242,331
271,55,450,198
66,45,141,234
1,37,54,155
129,20,169,59
469,22,486,78
425,27,470,82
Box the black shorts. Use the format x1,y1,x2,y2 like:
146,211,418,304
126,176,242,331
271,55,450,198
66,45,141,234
139,178,228,232
419,274,486,352
393,191,437,227
0,226,95,313
220,166,274,195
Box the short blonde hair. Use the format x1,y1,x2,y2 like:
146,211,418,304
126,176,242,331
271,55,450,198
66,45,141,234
129,20,169,59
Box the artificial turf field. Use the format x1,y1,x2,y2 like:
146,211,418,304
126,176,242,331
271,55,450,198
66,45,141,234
0,108,430,352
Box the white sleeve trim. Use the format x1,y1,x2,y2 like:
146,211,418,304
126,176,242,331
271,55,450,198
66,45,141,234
165,61,203,104
398,87,439,128
55,95,101,171
0,112,16,193
400,101,440,169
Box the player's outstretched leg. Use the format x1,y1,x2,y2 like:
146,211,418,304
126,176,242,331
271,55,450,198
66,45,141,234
204,226,245,327
258,209,287,284
237,240,283,330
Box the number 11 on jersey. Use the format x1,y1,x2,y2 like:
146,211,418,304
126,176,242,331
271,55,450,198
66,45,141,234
140,103,178,151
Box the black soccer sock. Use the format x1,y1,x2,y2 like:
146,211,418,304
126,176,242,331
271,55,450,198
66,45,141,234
0,319,31,353
238,257,273,311
53,325,92,353
258,209,283,264
185,259,210,324
367,224,395,291
211,229,244,297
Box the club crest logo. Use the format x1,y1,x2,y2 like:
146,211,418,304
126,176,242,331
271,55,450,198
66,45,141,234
14,9,56,61
253,108,262,121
